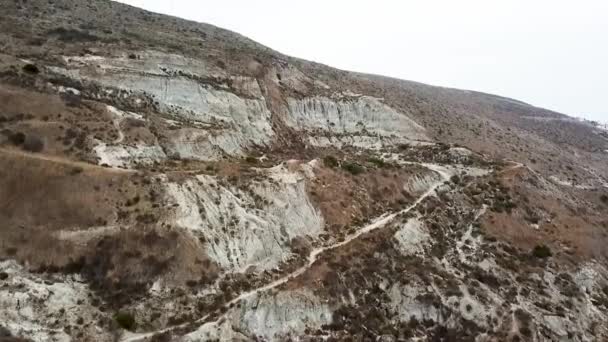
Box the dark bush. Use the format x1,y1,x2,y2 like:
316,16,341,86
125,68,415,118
65,128,79,140
61,92,82,107
128,53,137,59
532,244,552,258
245,156,258,164
149,332,172,342
47,27,99,42
367,157,386,168
22,135,44,152
124,117,145,128
341,161,364,175
136,213,157,224
0,325,12,337
600,194,608,204
22,63,40,74
69,167,84,175
323,155,338,168
9,132,26,145
114,312,136,331
27,37,46,46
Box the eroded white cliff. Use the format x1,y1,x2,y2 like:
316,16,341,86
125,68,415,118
184,289,331,341
165,163,324,272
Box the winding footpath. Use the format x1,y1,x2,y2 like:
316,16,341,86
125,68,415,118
0,147,134,174
122,163,453,342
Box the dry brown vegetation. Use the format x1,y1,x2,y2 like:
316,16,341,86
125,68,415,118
308,162,428,233
481,166,608,263
0,150,218,308
0,85,117,162
1,0,607,340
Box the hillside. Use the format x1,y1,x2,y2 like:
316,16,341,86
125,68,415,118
1,1,608,341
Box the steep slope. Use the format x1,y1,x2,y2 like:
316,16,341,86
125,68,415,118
1,1,608,341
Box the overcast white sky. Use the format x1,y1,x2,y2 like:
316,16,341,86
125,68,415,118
117,0,607,123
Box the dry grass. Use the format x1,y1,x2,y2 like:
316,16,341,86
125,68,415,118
308,163,425,232
0,150,219,306
481,167,608,262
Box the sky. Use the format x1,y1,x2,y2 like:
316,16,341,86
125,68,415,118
117,0,607,123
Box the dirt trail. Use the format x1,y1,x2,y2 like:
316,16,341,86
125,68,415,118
121,162,453,342
0,147,134,174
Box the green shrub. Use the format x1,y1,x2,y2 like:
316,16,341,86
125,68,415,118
245,156,258,164
532,244,552,258
22,64,40,74
341,162,364,175
114,312,136,331
367,157,386,168
23,135,44,152
0,325,12,337
9,132,26,145
46,27,99,43
323,155,338,168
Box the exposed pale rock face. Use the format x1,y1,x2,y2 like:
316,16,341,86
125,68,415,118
63,51,224,78
388,283,441,322
94,141,166,168
404,172,442,194
53,52,433,160
573,262,607,293
54,53,275,160
92,105,167,167
448,147,474,163
0,261,106,342
101,76,273,160
184,289,332,341
393,217,430,256
306,135,431,150
271,63,314,94
165,164,324,272
285,95,429,148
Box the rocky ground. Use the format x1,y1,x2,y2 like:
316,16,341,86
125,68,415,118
1,0,608,341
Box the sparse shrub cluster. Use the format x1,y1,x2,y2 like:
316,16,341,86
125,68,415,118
323,155,338,168
523,206,541,224
23,135,44,152
491,193,516,213
46,27,99,42
4,130,44,153
367,157,386,168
